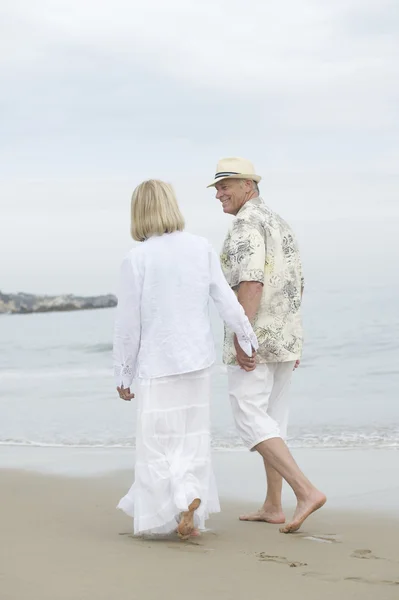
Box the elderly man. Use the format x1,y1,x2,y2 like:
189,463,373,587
208,157,326,533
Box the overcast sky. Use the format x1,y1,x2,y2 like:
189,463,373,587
1,0,398,294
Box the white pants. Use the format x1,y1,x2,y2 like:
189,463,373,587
228,362,295,451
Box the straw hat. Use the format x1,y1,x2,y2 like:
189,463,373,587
207,157,261,188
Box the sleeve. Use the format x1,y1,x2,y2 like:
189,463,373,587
228,221,265,289
209,246,258,357
299,259,305,291
113,255,141,388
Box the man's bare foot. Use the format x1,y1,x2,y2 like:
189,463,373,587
177,498,201,540
279,491,326,534
239,508,286,525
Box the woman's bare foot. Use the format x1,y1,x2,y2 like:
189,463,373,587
190,528,201,537
177,498,201,540
174,527,200,537
239,507,286,524
279,491,326,534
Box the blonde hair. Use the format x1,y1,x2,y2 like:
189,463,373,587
130,179,185,242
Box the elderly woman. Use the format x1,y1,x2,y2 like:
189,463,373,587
113,180,257,539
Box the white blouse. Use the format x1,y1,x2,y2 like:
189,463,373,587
113,231,258,386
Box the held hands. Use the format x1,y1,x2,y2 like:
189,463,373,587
233,334,300,372
234,335,256,372
117,385,135,401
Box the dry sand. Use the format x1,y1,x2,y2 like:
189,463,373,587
1,469,398,600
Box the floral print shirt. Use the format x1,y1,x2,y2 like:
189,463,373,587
220,198,304,364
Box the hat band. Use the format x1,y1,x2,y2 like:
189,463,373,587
214,171,240,179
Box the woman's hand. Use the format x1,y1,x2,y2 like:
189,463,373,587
234,335,256,371
117,386,135,401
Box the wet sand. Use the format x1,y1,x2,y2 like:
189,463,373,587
1,468,398,600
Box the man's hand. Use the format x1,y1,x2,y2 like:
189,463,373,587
234,335,256,371
117,386,135,401
234,281,262,371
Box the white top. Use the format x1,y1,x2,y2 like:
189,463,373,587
113,231,258,386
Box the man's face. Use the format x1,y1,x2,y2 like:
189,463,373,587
215,179,253,215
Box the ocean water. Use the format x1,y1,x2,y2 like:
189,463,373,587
1,280,398,451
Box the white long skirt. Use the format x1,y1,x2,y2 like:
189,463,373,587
117,367,220,535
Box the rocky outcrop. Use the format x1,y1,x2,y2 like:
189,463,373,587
0,291,117,314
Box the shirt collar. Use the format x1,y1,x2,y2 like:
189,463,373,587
236,196,263,216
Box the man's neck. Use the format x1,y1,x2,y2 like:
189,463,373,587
235,192,259,215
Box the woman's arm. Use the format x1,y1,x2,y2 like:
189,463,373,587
113,255,141,389
209,247,258,357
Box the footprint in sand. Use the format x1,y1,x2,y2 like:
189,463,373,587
351,548,381,560
301,533,341,544
303,572,399,587
256,553,307,568
351,548,399,565
344,576,399,587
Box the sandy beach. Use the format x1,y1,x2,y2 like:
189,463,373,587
1,461,398,600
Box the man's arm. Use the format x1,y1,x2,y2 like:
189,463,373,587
226,219,265,370
237,281,263,321
234,281,263,370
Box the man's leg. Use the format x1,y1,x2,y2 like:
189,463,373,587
264,462,285,517
254,437,326,533
239,362,293,524
239,459,285,523
251,362,326,533
229,365,286,523
262,361,294,519
230,363,325,531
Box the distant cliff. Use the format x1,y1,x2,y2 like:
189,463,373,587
0,291,117,314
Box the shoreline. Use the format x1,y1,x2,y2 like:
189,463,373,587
1,446,398,515
1,468,398,599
